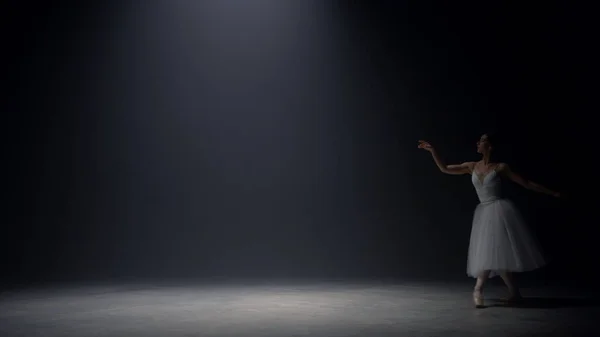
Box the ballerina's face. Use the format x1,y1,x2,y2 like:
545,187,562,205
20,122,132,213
476,134,492,154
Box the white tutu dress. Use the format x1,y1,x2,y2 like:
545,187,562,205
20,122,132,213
466,169,547,278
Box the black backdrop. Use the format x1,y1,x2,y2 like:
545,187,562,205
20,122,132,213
4,1,588,286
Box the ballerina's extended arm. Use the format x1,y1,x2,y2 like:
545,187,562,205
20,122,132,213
418,140,473,175
497,163,560,197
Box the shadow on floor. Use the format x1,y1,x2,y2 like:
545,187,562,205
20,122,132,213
487,296,600,309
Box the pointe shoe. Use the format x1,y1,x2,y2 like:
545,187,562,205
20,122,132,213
473,290,484,308
501,293,523,303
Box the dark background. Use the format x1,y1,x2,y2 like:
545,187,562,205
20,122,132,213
3,1,588,287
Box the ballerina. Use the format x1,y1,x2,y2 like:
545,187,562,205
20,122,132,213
418,133,560,308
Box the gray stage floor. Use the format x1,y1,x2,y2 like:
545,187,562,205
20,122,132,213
0,280,597,336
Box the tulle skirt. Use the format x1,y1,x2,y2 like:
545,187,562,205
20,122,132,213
466,198,547,278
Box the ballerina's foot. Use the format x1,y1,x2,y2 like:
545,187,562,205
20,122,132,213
500,291,524,303
473,289,485,308
501,294,524,302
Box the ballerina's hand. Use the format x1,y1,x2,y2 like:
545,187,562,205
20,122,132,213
418,140,434,152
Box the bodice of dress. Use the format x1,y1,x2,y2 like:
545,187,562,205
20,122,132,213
472,170,502,204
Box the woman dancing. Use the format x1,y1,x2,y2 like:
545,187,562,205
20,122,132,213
418,133,560,308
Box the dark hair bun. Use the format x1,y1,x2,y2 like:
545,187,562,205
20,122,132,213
485,132,500,148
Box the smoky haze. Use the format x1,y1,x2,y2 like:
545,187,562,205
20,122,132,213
5,1,584,285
